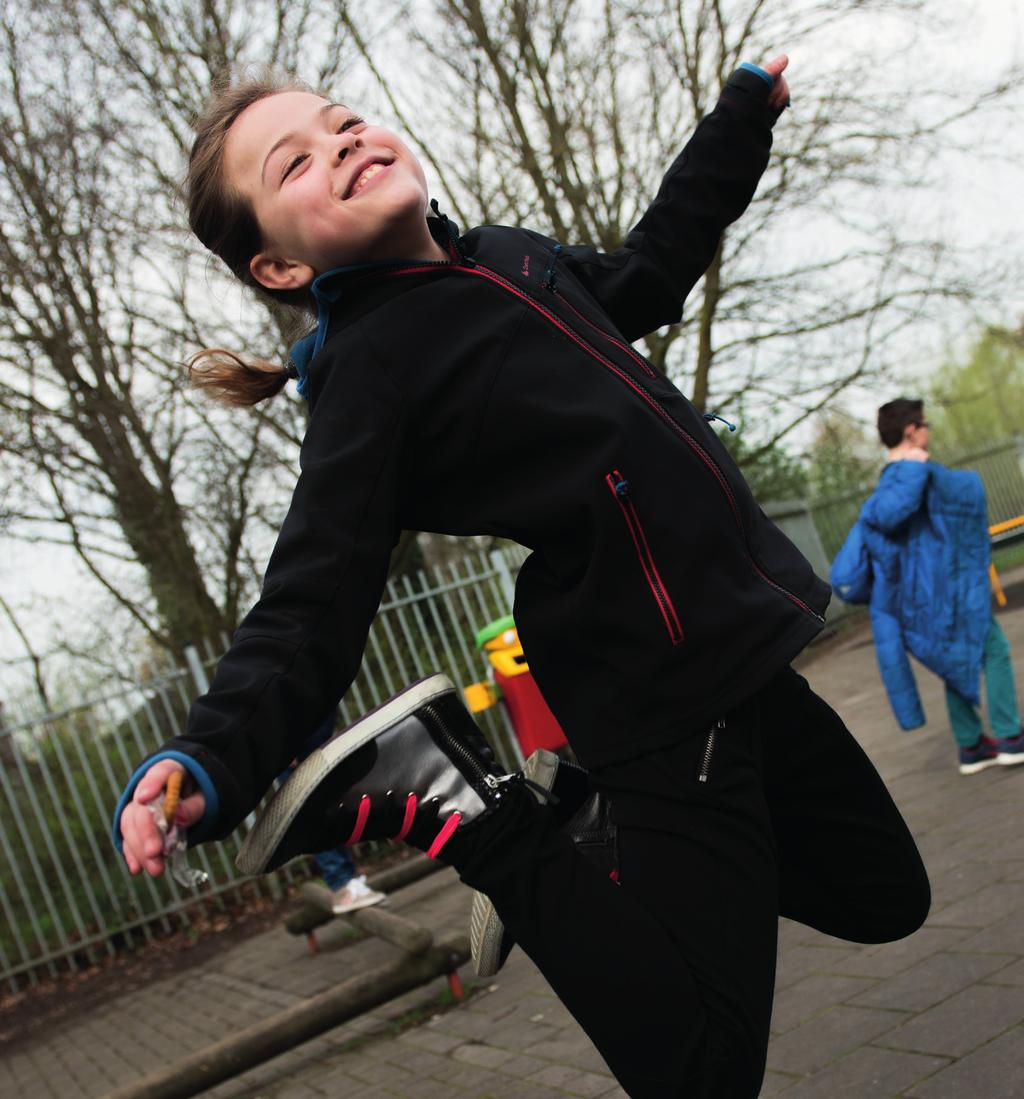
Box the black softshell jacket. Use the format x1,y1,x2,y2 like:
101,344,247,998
155,69,830,841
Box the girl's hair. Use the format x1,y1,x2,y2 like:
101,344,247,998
186,73,318,407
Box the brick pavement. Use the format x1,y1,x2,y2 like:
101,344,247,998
4,593,1024,1099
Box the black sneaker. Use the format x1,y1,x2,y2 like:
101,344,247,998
237,675,519,875
469,749,617,977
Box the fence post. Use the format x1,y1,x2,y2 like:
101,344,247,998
183,645,210,695
489,547,518,609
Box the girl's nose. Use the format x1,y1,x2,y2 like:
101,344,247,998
336,133,363,162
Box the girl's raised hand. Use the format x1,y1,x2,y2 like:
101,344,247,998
120,759,206,877
761,54,791,111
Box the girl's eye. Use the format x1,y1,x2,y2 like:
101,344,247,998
339,115,366,133
282,153,308,181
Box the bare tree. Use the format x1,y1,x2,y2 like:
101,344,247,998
0,1,351,658
338,0,1019,459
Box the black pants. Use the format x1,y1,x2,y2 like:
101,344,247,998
453,667,930,1098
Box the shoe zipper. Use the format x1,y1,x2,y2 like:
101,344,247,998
420,701,516,795
698,719,723,783
370,261,823,624
604,470,684,645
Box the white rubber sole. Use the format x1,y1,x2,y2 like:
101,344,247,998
237,674,456,876
959,757,1000,775
469,749,559,977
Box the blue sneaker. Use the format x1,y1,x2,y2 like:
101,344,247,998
958,736,1001,775
994,729,1024,766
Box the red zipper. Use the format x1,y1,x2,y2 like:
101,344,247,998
553,290,657,378
375,261,824,624
605,470,684,645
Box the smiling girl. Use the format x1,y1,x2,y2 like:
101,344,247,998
114,60,929,1097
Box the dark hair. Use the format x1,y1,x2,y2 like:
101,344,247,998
877,398,925,448
186,73,319,406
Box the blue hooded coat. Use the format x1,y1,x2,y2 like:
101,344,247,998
842,460,991,730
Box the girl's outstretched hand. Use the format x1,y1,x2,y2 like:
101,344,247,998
761,54,791,111
120,759,206,877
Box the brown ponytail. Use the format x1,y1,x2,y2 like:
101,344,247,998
187,348,293,407
185,73,321,406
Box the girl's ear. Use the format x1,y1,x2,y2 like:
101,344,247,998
250,252,315,292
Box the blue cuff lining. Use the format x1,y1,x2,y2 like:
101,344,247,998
739,61,774,87
111,751,220,852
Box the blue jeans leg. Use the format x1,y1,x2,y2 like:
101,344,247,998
315,846,357,891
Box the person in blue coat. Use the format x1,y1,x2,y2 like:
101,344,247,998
857,398,1024,774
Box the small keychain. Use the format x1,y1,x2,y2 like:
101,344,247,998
147,769,209,888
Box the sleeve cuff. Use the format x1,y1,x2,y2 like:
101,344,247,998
111,751,220,852
739,61,774,87
724,63,787,122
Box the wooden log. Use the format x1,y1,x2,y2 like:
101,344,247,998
296,883,433,954
101,931,470,1099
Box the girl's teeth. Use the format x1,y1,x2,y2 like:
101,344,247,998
354,163,385,193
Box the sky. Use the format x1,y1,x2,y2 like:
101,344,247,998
1,0,1022,698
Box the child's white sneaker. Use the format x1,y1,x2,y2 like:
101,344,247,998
331,874,387,914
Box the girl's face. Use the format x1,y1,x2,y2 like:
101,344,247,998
224,91,445,291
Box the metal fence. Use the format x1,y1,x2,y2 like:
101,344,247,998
0,545,527,991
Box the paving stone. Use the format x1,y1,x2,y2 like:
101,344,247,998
848,950,1016,1012
928,860,1016,906
766,1006,905,1076
828,926,973,980
906,1024,1024,1098
490,1052,549,1078
928,882,1024,928
770,973,879,1033
773,944,857,990
528,1062,590,1089
956,905,1024,954
451,1042,517,1068
778,1045,947,1098
987,957,1024,985
877,981,1024,1057
758,1069,799,1095
563,1071,621,1097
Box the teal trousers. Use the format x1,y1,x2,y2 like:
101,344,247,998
944,618,1021,748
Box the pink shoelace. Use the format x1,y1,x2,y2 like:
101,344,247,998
342,793,462,859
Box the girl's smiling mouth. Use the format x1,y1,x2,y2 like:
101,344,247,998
342,158,393,200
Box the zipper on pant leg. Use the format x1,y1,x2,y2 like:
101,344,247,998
698,719,723,783
605,470,684,646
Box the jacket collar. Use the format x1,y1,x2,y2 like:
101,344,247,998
287,213,458,400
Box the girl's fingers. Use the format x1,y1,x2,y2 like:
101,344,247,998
175,792,206,828
120,803,159,869
762,53,789,78
133,758,185,803
120,760,204,878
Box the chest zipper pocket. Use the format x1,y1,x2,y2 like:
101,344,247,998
605,470,684,647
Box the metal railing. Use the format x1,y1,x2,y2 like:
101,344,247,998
0,545,526,991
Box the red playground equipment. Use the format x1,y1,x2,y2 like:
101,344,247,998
463,615,567,757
